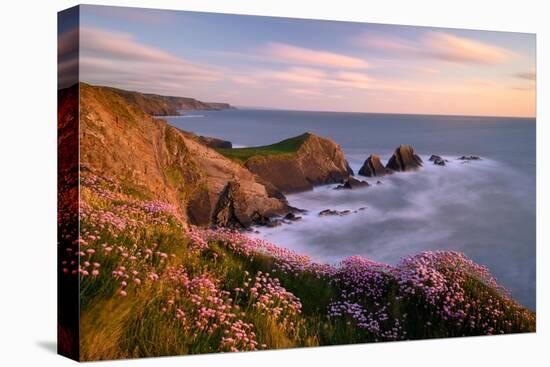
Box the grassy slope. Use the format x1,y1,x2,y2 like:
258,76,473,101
73,171,535,361
216,133,310,163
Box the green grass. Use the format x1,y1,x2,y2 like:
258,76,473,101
216,133,311,163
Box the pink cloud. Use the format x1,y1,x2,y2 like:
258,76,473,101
357,31,514,65
331,71,372,89
252,66,373,90
264,42,369,69
423,32,513,64
258,67,328,84
357,34,417,54
79,27,222,95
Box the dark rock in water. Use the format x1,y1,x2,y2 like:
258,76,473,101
359,154,388,177
319,209,352,217
429,154,447,166
284,212,302,221
386,145,423,172
358,207,367,211
266,219,283,227
334,177,369,190
376,181,382,185
458,155,482,161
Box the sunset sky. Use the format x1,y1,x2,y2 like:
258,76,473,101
61,5,536,117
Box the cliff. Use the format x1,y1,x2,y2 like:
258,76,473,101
99,84,233,115
76,83,288,228
218,133,353,193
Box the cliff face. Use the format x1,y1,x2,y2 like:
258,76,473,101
77,83,288,227
244,133,353,193
100,84,233,115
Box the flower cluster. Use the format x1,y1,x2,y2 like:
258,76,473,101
189,227,336,278
67,170,535,357
328,251,535,339
163,266,261,352
237,270,302,335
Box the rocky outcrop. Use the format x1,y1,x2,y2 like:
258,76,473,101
386,145,423,172
358,154,388,177
334,177,369,190
77,83,288,228
198,136,232,149
458,155,481,161
100,84,233,115
212,182,248,228
284,212,302,221
244,133,354,193
429,155,446,166
319,209,352,217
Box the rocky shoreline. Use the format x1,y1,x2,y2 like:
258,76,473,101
72,83,484,231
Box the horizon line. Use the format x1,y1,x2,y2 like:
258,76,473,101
233,105,536,119
77,81,536,120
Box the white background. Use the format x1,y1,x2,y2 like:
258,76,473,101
0,0,547,365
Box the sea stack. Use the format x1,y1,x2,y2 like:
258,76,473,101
386,145,423,172
358,154,387,177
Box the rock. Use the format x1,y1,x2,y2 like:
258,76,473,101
358,154,388,177
458,155,481,161
198,136,232,149
212,182,249,228
334,177,369,190
266,219,283,227
376,180,382,185
284,212,302,221
429,154,446,166
319,209,352,217
250,211,270,226
386,145,423,172
242,132,354,193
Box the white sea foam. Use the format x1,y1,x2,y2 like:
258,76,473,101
253,156,535,308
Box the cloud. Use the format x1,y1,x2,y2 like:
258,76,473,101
257,67,328,84
79,27,222,95
515,70,536,80
252,66,372,90
84,5,175,25
264,42,369,69
357,31,514,65
286,88,342,99
58,27,79,88
423,32,513,64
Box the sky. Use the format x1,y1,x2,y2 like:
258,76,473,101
60,5,536,117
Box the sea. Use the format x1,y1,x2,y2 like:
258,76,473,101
165,109,536,310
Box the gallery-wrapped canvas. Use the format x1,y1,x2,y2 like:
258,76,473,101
58,4,536,362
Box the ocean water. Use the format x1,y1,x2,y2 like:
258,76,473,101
165,109,536,309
